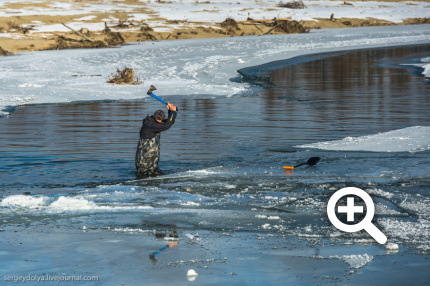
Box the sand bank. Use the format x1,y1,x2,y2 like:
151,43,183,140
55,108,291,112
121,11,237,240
0,0,429,55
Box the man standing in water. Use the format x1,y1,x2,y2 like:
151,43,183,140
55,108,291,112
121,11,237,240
135,102,178,177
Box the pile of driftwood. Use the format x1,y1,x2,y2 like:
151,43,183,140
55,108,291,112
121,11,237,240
54,23,125,50
406,17,430,25
107,67,142,85
139,23,159,41
221,17,241,35
226,17,309,36
271,19,308,34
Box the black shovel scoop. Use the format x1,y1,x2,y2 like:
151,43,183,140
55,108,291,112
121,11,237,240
283,157,321,170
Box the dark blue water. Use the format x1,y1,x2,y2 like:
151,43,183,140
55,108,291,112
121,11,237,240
1,45,429,191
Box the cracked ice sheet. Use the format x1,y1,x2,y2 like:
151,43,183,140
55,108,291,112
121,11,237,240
1,24,430,116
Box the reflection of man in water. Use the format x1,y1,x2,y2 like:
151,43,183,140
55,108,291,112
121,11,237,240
135,102,177,177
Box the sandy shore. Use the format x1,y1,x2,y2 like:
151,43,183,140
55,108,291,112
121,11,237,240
0,0,429,55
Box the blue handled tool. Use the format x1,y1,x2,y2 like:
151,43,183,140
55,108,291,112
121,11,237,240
147,85,178,111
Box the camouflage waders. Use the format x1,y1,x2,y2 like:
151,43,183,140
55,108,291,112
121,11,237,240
135,133,161,177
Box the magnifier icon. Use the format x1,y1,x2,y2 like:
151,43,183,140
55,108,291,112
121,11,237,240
327,187,387,244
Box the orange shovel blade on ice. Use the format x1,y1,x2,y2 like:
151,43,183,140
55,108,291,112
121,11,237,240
283,157,321,170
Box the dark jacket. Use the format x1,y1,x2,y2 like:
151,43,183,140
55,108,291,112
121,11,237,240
139,110,177,139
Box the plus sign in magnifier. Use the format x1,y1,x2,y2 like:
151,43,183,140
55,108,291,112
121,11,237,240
327,187,387,244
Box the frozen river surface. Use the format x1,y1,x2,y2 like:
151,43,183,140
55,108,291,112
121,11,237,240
0,35,429,285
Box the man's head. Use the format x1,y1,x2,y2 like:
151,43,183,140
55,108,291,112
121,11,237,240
154,110,165,122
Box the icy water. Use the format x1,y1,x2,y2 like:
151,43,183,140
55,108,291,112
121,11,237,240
1,45,430,285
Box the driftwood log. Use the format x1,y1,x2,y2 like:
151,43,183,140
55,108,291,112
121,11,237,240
61,23,95,42
107,67,142,85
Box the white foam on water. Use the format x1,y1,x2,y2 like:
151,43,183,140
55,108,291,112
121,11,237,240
0,194,153,215
0,195,49,209
296,126,430,153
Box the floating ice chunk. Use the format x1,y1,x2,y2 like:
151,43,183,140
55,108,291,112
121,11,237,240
385,243,399,252
272,225,286,231
267,216,280,220
298,233,322,238
261,223,271,229
343,254,373,269
330,254,374,269
50,196,98,212
420,57,430,78
187,269,198,281
181,201,200,206
186,234,194,240
422,63,430,77
330,232,343,238
186,233,199,240
255,215,268,219
224,184,236,189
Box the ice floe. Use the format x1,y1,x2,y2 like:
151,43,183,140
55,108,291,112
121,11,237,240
297,126,430,153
